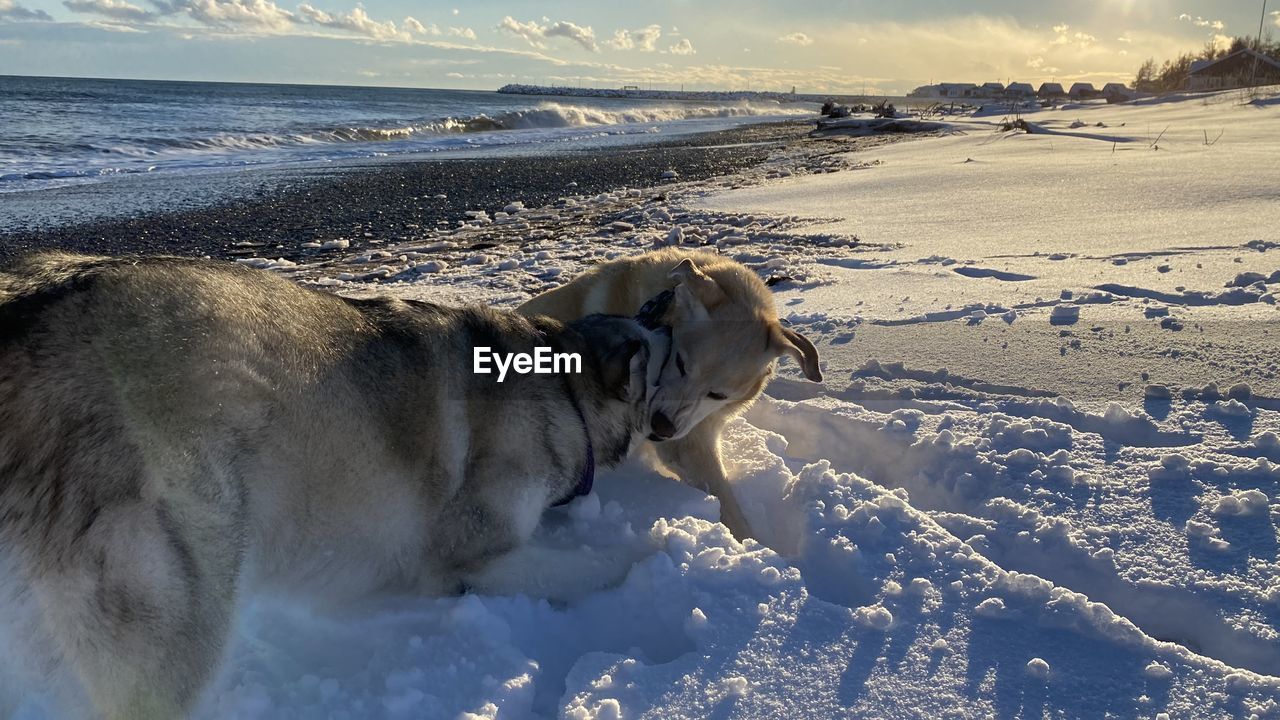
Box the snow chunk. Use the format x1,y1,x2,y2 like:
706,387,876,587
565,699,623,720
1026,658,1050,679
852,604,894,630
712,676,750,701
974,597,1007,617
1211,489,1269,517
1207,399,1251,419
414,260,449,274
1143,384,1171,400
1227,271,1267,287
686,607,709,631
1050,304,1080,323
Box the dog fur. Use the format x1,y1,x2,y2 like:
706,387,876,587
0,252,661,719
518,247,821,539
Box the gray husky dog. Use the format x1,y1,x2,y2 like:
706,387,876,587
0,253,663,719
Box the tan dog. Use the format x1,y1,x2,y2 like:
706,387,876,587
518,248,821,538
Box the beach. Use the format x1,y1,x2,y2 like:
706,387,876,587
5,82,1280,719
0,121,812,260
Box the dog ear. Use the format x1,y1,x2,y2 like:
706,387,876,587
773,326,822,382
599,338,646,401
669,282,711,323
667,258,727,310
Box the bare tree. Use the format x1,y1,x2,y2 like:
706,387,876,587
1135,58,1157,91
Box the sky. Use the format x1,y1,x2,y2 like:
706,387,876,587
1,0,1277,93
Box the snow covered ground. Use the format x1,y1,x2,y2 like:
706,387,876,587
31,87,1280,719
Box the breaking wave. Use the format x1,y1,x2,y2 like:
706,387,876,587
1,97,812,189
70,102,808,157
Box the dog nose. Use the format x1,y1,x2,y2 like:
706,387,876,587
650,411,676,440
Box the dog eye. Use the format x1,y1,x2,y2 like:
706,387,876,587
707,391,727,400
676,354,687,377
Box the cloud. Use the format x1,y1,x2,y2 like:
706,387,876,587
667,37,695,55
497,16,551,47
1024,55,1059,74
1178,14,1224,31
167,0,296,30
538,19,594,50
0,0,53,20
777,32,813,46
63,0,155,22
1272,10,1279,28
1051,26,1096,48
87,18,145,30
448,25,474,40
297,3,405,40
607,24,661,51
497,15,597,51
403,16,438,36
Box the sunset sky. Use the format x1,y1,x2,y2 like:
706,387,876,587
1,0,1276,93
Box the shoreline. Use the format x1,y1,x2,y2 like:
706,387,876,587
0,121,814,263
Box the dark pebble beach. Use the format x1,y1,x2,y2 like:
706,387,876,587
0,121,810,263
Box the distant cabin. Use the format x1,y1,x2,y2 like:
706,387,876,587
1068,82,1098,99
1005,82,1035,97
1186,48,1280,91
1037,82,1065,98
980,82,1005,95
1101,83,1135,102
934,83,978,98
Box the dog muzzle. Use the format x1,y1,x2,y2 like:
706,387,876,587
635,289,674,331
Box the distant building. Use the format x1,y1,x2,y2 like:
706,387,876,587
1101,82,1136,102
980,82,1005,95
1037,82,1065,98
1068,82,1098,99
1186,48,1280,91
942,83,978,98
1005,82,1035,97
908,82,980,98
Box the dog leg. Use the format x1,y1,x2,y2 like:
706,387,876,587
442,475,638,602
38,501,242,720
463,543,638,602
655,420,752,540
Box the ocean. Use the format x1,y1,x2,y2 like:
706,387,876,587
0,76,813,194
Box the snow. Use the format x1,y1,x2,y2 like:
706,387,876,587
9,87,1280,719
